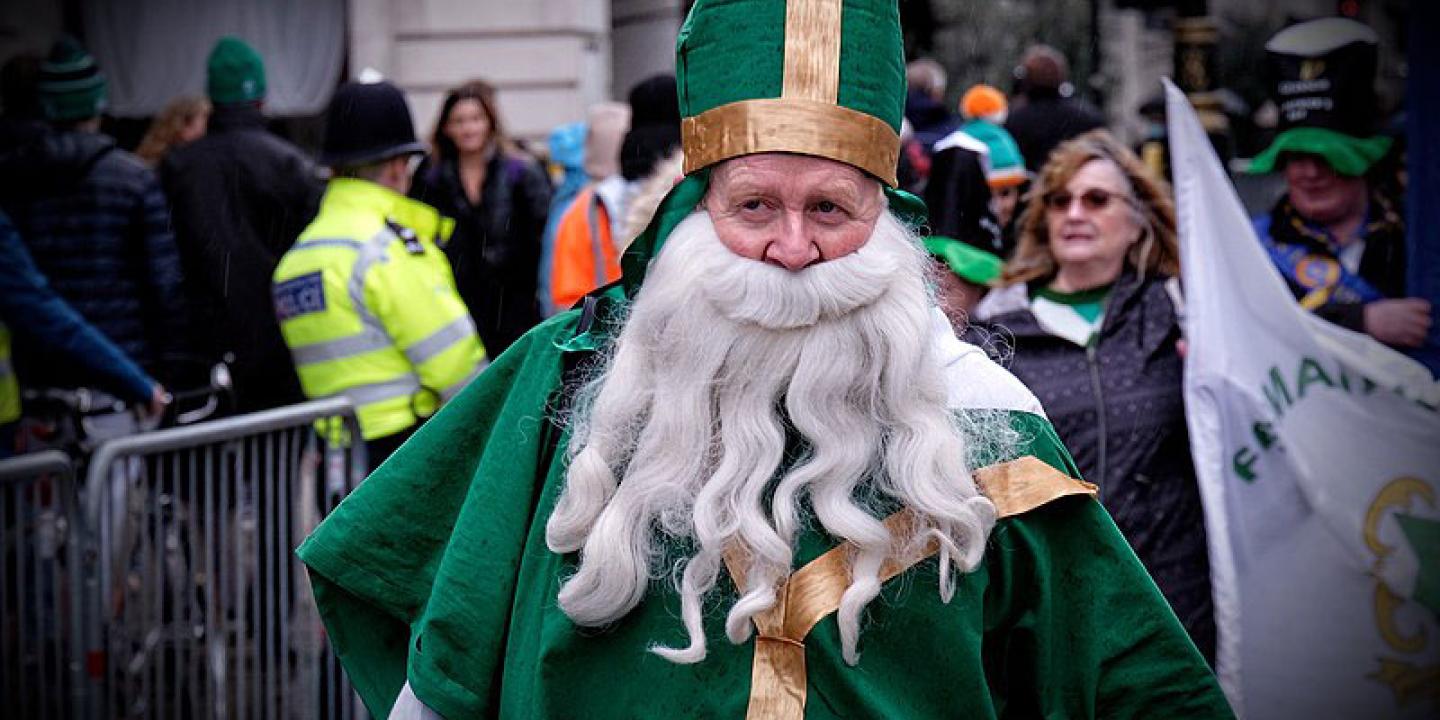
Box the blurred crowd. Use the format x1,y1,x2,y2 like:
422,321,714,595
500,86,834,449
902,17,1419,663
0,35,690,469
0,16,1422,661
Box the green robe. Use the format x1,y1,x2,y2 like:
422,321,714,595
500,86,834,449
297,300,1234,719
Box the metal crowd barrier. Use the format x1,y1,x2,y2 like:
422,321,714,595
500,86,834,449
1,450,83,720
3,397,372,719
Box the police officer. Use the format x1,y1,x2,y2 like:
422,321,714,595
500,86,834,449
274,78,486,470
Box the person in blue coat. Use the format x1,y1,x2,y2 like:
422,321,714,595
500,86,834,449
1247,18,1427,348
537,121,587,317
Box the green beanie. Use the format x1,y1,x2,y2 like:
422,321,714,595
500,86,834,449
207,36,266,104
923,236,1002,286
37,35,107,122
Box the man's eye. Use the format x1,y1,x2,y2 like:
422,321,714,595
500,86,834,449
815,201,840,214
740,199,765,211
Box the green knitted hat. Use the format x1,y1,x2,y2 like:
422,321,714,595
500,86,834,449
923,236,1002,286
622,0,926,297
207,36,266,104
37,35,107,121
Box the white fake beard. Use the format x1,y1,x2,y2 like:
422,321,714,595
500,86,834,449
546,208,1000,666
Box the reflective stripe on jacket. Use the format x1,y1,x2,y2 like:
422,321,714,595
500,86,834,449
274,178,486,441
0,324,17,425
549,186,621,311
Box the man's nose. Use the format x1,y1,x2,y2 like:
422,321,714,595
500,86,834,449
763,213,820,270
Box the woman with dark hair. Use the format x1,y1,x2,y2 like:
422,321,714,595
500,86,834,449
975,129,1215,663
410,79,552,356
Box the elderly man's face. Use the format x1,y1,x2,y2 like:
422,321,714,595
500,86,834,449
704,153,884,270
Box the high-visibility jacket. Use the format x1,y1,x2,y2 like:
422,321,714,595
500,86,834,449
549,181,625,311
0,324,17,425
273,178,486,441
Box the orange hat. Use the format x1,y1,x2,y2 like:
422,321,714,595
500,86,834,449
960,84,1008,122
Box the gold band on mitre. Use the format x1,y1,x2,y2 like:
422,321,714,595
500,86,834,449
681,98,901,187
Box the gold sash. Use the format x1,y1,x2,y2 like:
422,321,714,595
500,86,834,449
723,456,1095,719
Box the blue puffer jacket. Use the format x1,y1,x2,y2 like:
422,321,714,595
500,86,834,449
0,129,189,383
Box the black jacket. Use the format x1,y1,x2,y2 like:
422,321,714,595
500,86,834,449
0,129,189,385
160,103,322,412
924,134,1004,256
980,271,1215,662
1004,90,1106,172
410,152,551,357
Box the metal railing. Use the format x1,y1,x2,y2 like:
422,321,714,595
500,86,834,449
0,450,83,720
3,397,371,719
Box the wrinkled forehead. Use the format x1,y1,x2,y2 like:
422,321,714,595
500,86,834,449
1058,156,1131,194
707,153,882,202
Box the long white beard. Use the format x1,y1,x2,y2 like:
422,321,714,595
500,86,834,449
546,208,999,666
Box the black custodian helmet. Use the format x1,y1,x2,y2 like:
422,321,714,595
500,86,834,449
321,79,426,167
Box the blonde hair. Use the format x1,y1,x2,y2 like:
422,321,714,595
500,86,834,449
136,96,210,166
1002,129,1179,286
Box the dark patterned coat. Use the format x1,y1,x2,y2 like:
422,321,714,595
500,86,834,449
980,270,1216,662
1,129,189,384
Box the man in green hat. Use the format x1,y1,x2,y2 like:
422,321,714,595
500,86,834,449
161,36,323,413
298,2,1231,718
1249,17,1429,348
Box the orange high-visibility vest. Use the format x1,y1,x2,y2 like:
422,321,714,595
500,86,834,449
549,187,621,311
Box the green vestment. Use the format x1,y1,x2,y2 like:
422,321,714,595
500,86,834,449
297,298,1233,719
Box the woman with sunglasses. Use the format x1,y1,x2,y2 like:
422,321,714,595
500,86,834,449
975,129,1215,664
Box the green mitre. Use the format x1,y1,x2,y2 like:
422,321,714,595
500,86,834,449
621,0,928,298
923,236,1003,286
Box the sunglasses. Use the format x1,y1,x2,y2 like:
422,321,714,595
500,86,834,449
1044,188,1123,212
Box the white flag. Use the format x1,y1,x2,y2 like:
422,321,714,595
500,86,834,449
1166,79,1440,719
